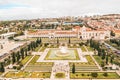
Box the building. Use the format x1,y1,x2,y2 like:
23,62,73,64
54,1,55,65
113,29,120,37
26,26,110,40
0,32,16,40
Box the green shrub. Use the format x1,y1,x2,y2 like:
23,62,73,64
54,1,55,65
103,72,108,77
17,66,21,70
91,72,98,78
81,73,84,76
13,66,17,69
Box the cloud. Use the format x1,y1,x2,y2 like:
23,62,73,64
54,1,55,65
0,0,120,20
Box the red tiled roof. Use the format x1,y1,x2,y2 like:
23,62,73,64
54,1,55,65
74,26,81,30
114,30,120,33
55,31,77,34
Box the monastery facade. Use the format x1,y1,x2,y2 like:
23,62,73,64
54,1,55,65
26,26,110,40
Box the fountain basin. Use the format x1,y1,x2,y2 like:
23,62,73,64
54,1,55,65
55,46,70,57
45,49,80,60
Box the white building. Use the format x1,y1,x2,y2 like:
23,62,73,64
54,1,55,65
0,32,16,40
26,26,110,40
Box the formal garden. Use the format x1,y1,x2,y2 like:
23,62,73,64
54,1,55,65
4,71,51,78
25,55,53,72
4,55,53,78
0,38,120,79
21,56,33,65
70,72,120,79
69,55,99,72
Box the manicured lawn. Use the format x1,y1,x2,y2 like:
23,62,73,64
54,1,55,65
86,55,96,65
70,72,120,79
28,55,40,65
34,45,41,52
93,55,103,65
21,56,33,65
80,46,87,52
25,65,53,72
4,71,51,78
86,46,94,51
28,55,53,65
69,55,99,71
70,55,96,66
39,46,46,52
25,55,53,72
0,72,2,76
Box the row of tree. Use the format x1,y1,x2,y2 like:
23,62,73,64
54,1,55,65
57,37,71,44
0,38,41,73
89,39,106,57
11,38,41,64
89,39,114,67
71,63,108,77
0,62,5,72
110,39,120,47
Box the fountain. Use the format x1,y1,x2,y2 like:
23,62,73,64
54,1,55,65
55,44,70,57
43,43,79,60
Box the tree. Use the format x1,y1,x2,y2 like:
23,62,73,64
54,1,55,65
35,40,38,47
8,36,13,40
11,52,16,64
25,48,28,56
101,49,106,60
32,41,36,49
69,37,70,44
102,52,105,60
36,38,40,46
27,45,31,51
57,38,59,44
20,48,24,59
0,62,5,72
106,55,108,64
39,38,41,44
98,51,101,56
91,72,98,78
30,42,34,50
103,72,108,77
110,31,115,36
16,51,20,62
1,45,3,49
72,63,75,74
86,40,89,46
90,39,93,47
110,56,114,64
101,61,105,68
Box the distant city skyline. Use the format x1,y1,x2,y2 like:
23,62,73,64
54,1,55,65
0,0,120,20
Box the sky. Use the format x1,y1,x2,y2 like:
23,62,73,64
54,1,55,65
0,0,120,20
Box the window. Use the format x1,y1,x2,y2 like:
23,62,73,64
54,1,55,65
89,33,91,36
96,33,97,36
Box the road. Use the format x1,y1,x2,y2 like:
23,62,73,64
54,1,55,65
103,42,118,51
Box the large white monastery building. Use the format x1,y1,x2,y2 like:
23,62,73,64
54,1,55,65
26,26,110,40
